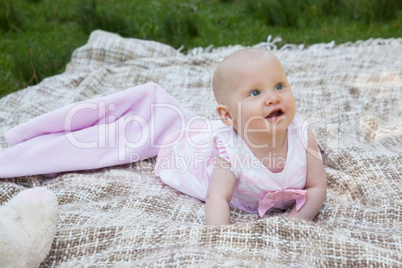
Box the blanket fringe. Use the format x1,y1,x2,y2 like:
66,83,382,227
186,35,402,55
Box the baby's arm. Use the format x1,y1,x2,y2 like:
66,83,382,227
288,129,327,220
205,156,236,225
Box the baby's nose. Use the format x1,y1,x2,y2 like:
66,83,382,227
264,93,280,106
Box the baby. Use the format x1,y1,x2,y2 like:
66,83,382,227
0,46,326,225
156,48,327,225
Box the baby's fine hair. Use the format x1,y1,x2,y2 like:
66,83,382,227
212,48,270,104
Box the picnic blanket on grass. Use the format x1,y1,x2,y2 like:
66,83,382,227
0,30,401,267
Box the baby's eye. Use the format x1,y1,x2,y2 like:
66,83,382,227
249,89,261,96
275,84,283,90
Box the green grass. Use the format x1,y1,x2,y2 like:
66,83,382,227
0,0,401,98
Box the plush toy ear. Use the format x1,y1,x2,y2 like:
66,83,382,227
216,104,234,126
0,187,58,268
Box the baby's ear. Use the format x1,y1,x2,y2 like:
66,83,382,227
216,105,234,126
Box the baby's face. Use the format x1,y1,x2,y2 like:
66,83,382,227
218,51,296,144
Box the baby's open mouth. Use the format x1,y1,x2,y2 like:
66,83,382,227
266,109,284,119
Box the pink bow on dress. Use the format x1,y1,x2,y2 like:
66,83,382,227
258,189,307,217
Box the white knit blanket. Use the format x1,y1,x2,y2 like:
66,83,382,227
0,30,401,267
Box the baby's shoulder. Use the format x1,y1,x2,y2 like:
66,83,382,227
288,118,310,148
288,118,307,129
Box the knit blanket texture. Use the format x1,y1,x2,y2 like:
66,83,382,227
0,30,401,267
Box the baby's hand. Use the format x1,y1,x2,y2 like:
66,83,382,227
288,129,327,220
205,156,236,225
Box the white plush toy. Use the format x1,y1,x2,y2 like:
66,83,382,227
0,187,58,268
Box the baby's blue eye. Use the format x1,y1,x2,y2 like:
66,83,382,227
275,84,283,90
249,90,261,96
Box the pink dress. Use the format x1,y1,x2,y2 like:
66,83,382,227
155,118,309,217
